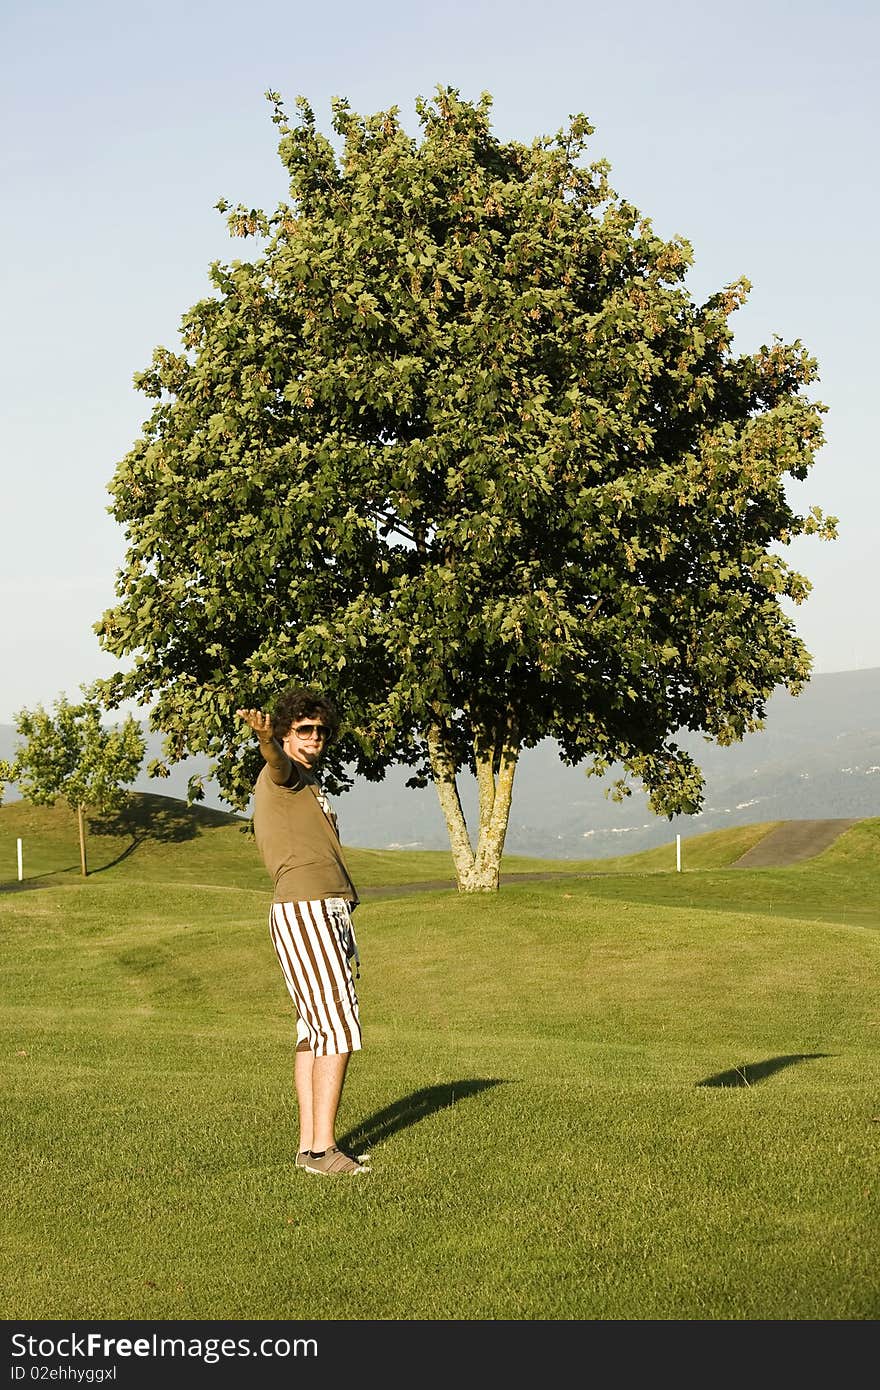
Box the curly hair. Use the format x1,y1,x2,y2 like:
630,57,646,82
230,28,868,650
271,687,341,743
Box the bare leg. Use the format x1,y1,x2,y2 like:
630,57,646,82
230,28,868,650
294,1046,315,1153
311,1053,351,1152
294,1049,351,1152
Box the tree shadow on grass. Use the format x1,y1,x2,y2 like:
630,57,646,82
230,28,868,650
0,872,69,894
696,1054,832,1088
88,793,246,872
339,1078,506,1154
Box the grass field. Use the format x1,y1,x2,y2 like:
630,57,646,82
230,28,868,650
1,798,878,1321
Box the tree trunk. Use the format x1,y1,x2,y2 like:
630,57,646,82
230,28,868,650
77,803,88,877
427,720,519,893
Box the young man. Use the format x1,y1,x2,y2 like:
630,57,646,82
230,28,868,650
237,688,369,1176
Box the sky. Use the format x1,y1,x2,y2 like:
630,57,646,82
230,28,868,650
1,0,878,723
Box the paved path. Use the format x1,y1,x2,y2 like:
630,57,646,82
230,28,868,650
730,818,862,869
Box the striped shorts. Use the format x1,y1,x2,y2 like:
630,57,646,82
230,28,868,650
268,897,362,1056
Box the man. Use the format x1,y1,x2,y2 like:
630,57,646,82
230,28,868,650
237,687,369,1176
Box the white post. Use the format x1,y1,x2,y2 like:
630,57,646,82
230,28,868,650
676,834,681,873
17,837,23,881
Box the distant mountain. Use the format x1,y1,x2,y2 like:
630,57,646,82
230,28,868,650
2,668,878,858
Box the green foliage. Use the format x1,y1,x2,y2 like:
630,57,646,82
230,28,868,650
0,688,145,814
95,86,835,864
0,689,146,874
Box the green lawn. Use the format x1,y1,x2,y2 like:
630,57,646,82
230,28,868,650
1,799,878,1320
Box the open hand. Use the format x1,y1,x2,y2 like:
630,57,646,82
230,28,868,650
236,707,275,741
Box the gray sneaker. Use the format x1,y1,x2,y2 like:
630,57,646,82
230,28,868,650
303,1145,370,1175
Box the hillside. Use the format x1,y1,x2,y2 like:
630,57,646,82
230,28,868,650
2,795,875,895
2,667,878,859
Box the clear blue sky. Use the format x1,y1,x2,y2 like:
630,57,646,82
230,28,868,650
2,0,877,721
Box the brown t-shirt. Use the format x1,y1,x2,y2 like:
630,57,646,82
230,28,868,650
252,763,359,905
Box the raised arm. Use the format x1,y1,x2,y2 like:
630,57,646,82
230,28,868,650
237,707,299,786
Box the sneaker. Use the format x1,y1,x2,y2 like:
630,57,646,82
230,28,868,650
303,1145,370,1175
295,1150,309,1169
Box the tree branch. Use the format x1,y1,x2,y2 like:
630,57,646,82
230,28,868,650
366,505,417,544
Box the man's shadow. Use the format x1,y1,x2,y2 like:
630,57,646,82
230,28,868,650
696,1053,831,1088
339,1078,505,1155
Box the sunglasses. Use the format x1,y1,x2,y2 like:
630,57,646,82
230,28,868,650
291,723,331,740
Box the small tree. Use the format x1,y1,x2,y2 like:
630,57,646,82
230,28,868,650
0,689,146,876
95,88,835,891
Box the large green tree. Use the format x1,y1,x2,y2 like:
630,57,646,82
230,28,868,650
0,690,146,876
95,88,834,890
